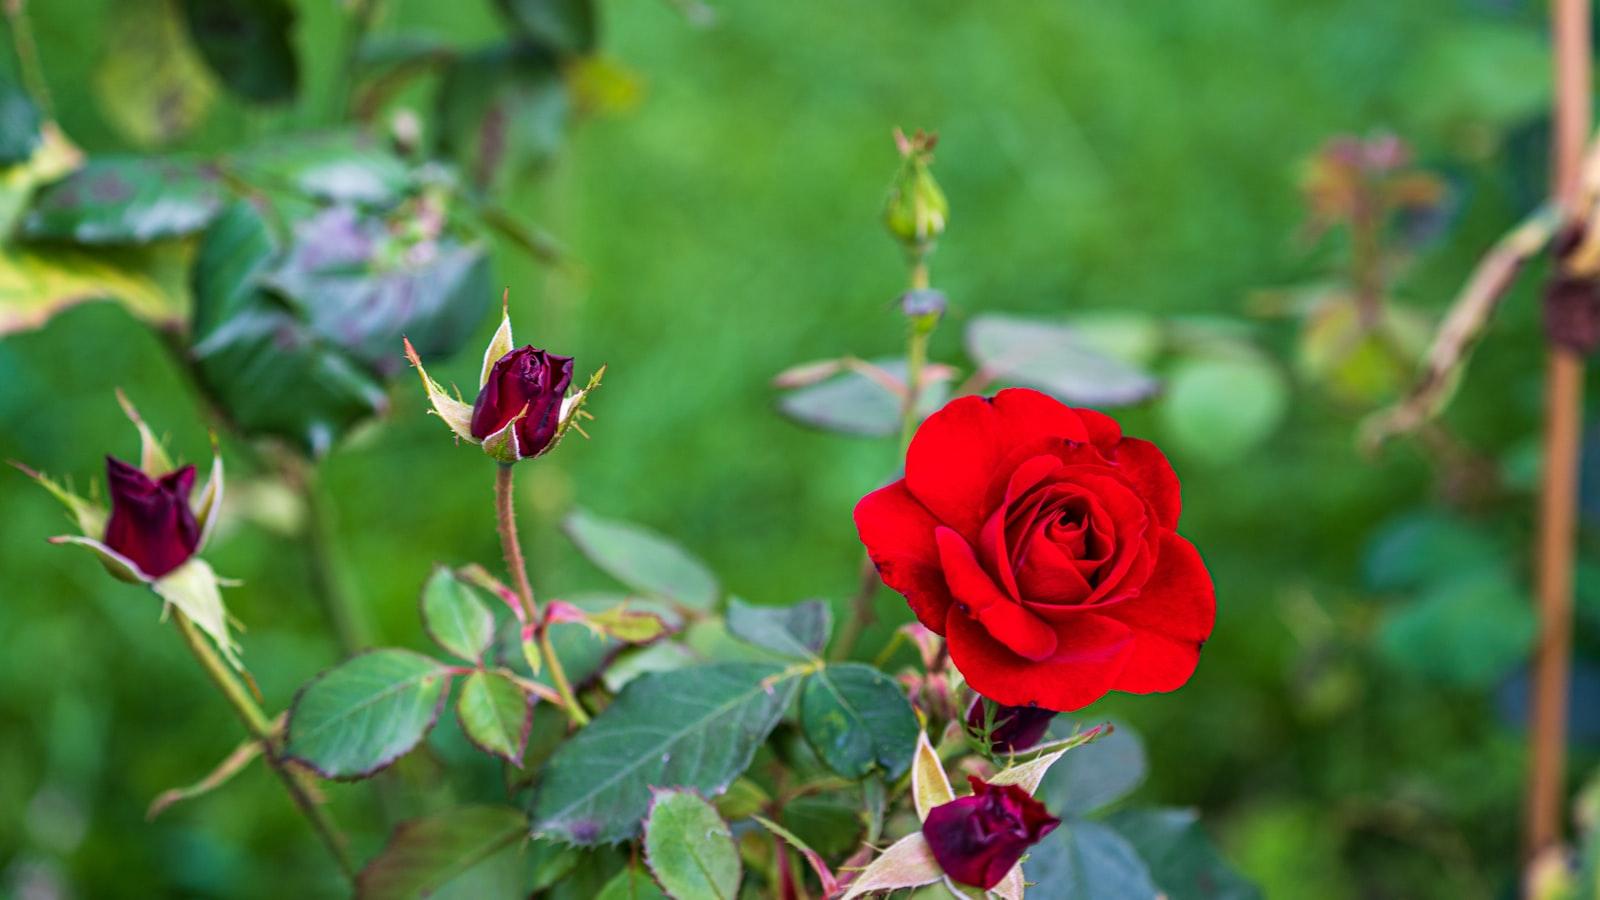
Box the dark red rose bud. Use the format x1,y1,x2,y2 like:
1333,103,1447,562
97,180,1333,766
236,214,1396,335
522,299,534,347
470,346,575,459
966,698,1057,753
104,456,200,579
922,776,1061,889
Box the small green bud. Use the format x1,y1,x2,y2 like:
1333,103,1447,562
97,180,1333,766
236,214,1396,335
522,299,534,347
883,128,949,251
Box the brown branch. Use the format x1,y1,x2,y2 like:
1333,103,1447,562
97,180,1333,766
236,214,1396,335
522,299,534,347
1359,207,1558,452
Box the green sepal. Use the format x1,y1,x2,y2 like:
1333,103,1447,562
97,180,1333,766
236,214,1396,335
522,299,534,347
481,414,526,463
403,336,478,444
194,434,225,550
153,558,244,672
115,389,176,476
480,292,515,389
13,461,107,538
48,534,148,584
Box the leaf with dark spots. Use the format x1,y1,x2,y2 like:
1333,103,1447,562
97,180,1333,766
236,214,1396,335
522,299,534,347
228,132,411,208
21,157,225,245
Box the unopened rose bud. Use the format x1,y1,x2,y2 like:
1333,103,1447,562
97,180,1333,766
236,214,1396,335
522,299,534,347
471,346,575,459
405,293,602,463
883,128,948,252
966,697,1056,754
922,776,1060,889
105,456,201,579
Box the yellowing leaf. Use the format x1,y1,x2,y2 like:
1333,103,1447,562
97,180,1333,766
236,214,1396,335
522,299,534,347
95,0,218,146
0,240,193,336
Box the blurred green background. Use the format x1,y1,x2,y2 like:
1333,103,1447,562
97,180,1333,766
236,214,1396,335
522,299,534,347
0,0,1590,897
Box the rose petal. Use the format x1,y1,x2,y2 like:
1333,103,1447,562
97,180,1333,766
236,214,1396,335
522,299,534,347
936,528,1058,661
1113,629,1203,693
1097,531,1215,645
906,389,1089,540
945,608,1132,711
1076,407,1123,449
980,455,1065,600
855,481,953,631
1106,437,1181,530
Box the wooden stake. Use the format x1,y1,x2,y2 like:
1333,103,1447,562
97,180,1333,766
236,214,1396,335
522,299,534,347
1526,0,1590,858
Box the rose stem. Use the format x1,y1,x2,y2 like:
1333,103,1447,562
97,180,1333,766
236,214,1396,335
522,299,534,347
171,611,356,881
1526,0,1589,858
833,248,937,662
494,463,590,726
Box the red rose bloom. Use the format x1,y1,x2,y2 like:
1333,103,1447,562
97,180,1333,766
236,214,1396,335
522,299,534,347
853,388,1214,711
922,776,1061,889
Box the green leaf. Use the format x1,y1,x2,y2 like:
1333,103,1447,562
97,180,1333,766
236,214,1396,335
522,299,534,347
595,863,669,900
1105,808,1262,900
22,158,225,244
420,566,496,663
229,132,412,208
1377,568,1537,687
1036,721,1146,817
529,662,800,845
1023,820,1159,900
456,670,534,765
0,83,41,166
966,314,1159,407
0,119,81,238
93,0,217,146
285,649,452,779
563,507,719,610
262,205,492,373
188,202,387,455
601,641,697,692
799,663,917,781
726,598,831,658
643,790,741,900
776,358,949,438
356,806,529,900
0,240,192,336
495,0,598,54
1160,350,1288,464
176,0,299,104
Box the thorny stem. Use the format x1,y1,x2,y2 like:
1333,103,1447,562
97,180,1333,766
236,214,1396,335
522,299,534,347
494,464,590,726
172,613,356,881
4,0,54,120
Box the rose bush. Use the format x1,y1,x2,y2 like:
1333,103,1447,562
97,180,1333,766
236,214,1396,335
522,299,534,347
855,387,1216,711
